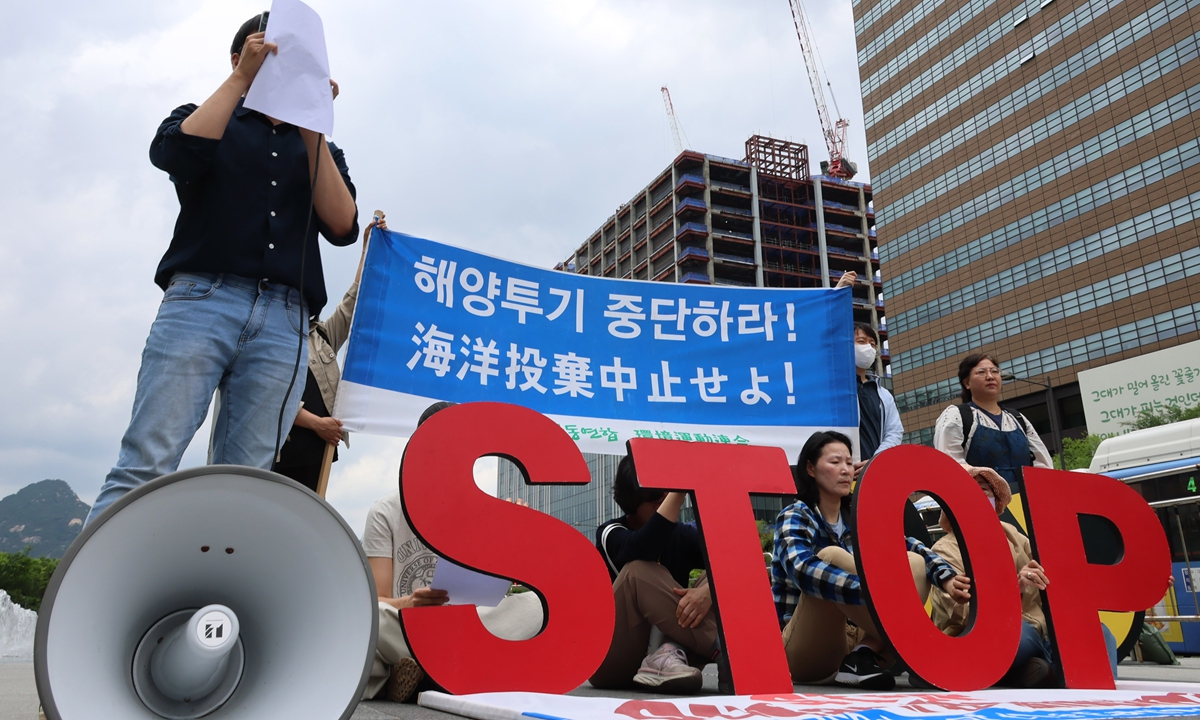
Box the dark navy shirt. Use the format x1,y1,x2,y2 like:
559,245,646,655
597,513,706,588
149,100,359,316
857,376,883,459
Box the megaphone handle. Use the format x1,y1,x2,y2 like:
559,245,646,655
316,441,335,498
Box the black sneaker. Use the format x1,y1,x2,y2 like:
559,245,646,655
835,647,896,690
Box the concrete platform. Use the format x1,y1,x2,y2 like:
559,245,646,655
6,658,1199,720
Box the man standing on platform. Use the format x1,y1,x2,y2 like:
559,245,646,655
87,12,359,524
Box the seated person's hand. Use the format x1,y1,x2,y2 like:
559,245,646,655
942,574,971,604
672,584,712,629
393,586,449,610
1018,560,1049,591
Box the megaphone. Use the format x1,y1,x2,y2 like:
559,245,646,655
35,466,377,720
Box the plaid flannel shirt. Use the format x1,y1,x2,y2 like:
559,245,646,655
771,500,958,628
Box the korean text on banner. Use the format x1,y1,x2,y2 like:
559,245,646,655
334,230,858,459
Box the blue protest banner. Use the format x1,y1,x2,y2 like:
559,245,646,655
335,230,859,458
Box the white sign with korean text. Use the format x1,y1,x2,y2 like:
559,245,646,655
1077,339,1200,436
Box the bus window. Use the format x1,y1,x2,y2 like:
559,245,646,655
1135,471,1200,562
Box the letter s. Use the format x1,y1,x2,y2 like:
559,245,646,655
398,402,615,693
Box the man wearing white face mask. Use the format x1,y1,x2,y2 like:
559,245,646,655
851,322,902,477
850,322,930,546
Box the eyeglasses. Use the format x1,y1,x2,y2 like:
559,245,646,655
971,367,1002,378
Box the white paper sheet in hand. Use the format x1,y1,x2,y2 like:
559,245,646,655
430,558,513,608
243,0,334,137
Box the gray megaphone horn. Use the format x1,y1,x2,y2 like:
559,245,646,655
34,466,378,719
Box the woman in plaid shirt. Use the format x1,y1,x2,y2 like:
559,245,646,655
771,431,970,689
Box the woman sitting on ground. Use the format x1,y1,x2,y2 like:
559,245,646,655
929,467,1118,687
771,431,971,690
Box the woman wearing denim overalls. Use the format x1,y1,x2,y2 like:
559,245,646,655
931,352,1121,682
933,353,1053,528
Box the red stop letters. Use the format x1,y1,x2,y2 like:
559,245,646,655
395,403,1173,695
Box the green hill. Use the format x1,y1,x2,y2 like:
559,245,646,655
0,480,90,558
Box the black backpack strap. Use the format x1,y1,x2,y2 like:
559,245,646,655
957,403,974,454
1002,406,1038,464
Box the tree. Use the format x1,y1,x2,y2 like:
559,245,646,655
0,548,59,613
1054,435,1105,471
756,519,774,553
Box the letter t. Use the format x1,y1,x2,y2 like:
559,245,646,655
628,439,796,694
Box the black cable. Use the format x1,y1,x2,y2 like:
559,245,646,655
274,133,322,463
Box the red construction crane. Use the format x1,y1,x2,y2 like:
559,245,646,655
787,0,857,179
661,86,688,154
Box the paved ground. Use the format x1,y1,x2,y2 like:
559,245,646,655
7,658,1199,719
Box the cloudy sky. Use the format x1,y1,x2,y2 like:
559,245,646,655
1,0,868,536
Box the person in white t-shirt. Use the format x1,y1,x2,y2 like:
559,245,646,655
360,401,543,702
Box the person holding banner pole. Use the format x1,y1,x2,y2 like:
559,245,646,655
772,431,970,689
85,12,359,525
274,214,385,494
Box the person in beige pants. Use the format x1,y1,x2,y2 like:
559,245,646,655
592,455,725,695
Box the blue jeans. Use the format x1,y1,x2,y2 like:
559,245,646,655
86,273,308,525
1003,622,1053,685
1003,621,1119,685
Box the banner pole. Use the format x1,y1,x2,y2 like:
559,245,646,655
316,441,335,498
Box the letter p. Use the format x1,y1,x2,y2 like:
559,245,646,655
1022,466,1172,689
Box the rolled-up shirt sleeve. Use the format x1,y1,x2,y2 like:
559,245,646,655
149,104,220,184
906,535,959,588
316,141,359,246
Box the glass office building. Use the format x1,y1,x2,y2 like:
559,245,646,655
854,0,1200,447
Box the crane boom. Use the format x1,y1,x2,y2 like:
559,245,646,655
661,86,685,154
787,0,855,179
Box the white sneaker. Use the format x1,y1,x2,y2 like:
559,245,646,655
632,642,703,694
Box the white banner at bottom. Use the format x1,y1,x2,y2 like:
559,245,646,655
419,683,1200,720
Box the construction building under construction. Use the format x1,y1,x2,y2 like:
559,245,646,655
497,135,884,534
555,136,885,360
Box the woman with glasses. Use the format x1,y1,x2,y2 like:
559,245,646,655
933,353,1052,503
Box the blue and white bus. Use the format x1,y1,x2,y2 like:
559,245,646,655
1090,417,1200,655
